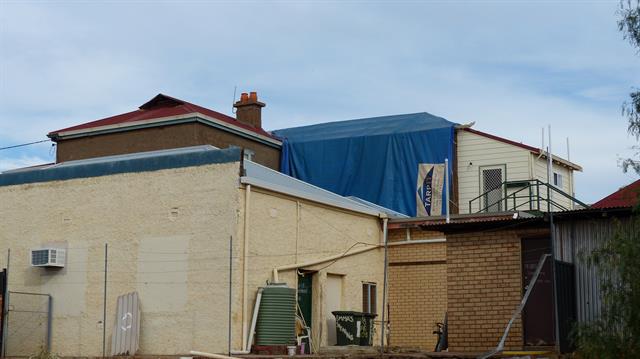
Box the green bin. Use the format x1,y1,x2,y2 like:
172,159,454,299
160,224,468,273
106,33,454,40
332,311,377,346
359,312,377,346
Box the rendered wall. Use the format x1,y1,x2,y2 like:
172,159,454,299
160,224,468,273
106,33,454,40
237,187,384,349
387,229,447,350
0,162,242,356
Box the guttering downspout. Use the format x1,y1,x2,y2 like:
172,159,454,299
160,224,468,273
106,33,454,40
241,184,251,352
445,159,450,224
380,217,389,351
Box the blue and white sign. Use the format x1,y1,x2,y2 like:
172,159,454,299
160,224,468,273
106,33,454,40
416,163,445,217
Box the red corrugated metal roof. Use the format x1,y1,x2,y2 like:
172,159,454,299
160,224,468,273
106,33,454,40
463,128,540,153
48,94,279,141
591,179,640,209
387,211,529,229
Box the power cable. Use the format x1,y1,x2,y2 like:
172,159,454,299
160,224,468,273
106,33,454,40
0,139,51,151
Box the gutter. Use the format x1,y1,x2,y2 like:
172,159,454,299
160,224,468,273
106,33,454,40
49,113,282,149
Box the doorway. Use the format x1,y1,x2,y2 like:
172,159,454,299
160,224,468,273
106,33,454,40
297,271,314,353
521,237,555,347
480,165,505,212
325,274,343,346
297,272,313,328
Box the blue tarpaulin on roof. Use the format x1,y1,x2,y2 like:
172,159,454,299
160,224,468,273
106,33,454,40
273,112,457,216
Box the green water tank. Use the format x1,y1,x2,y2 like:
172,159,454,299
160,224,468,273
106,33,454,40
255,284,296,346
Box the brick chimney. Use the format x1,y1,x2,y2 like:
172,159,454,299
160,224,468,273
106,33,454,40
234,91,265,128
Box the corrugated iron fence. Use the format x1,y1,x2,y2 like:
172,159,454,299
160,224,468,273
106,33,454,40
4,291,51,356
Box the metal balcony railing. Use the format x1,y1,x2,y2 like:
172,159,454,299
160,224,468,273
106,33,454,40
468,179,589,214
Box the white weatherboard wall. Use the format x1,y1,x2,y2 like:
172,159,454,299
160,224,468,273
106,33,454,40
457,130,531,213
0,162,242,357
457,130,577,214
533,154,575,211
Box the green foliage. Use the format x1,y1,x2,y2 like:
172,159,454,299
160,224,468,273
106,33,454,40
569,3,640,357
28,347,59,359
573,212,640,358
619,0,640,174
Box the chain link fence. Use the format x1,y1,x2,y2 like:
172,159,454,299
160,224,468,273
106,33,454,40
4,291,51,357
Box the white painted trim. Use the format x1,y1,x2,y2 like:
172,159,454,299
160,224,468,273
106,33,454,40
240,176,382,217
537,152,582,172
195,113,282,146
53,112,282,147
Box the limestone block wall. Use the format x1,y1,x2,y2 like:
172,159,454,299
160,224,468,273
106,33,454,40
0,162,242,356
238,187,384,349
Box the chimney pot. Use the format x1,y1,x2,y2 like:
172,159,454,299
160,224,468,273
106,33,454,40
234,91,265,128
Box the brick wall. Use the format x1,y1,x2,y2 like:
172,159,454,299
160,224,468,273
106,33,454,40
388,228,447,350
446,230,523,352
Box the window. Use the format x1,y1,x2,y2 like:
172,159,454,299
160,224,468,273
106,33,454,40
243,149,255,161
553,172,563,188
362,282,377,314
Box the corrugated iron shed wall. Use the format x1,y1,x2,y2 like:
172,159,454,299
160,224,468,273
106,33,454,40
554,216,635,324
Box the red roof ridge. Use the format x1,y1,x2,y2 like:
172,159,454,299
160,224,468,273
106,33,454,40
463,127,540,152
462,127,581,170
48,94,280,142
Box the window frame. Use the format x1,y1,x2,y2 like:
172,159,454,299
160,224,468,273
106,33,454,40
362,282,377,314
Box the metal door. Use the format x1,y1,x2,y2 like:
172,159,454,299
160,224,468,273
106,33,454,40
481,166,505,212
522,237,555,346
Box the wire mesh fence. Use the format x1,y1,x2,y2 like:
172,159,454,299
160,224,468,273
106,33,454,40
4,291,50,357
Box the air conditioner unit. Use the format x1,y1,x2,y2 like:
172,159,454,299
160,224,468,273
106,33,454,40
30,248,66,267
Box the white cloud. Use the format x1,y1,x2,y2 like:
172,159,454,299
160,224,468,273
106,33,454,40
1,1,639,202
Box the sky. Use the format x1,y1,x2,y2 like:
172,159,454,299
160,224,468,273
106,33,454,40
1,0,639,203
